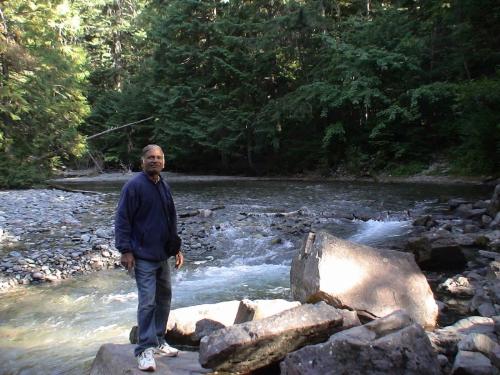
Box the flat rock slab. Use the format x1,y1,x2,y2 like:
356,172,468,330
90,343,210,375
291,231,438,328
199,301,359,373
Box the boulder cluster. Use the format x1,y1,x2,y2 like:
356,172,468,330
92,186,500,374
407,184,500,269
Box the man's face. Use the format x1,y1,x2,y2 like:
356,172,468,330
142,147,165,176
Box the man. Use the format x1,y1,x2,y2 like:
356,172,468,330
115,144,184,372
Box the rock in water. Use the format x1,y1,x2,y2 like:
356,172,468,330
281,310,441,375
198,301,359,373
291,231,438,328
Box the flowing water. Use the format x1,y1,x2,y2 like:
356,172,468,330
0,177,491,374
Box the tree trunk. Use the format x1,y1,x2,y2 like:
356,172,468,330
110,0,123,90
0,7,10,82
246,127,255,172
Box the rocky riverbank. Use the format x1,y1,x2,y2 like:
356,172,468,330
51,169,494,185
115,183,500,374
0,189,120,291
1,181,499,296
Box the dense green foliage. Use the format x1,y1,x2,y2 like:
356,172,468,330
0,0,89,187
1,0,499,186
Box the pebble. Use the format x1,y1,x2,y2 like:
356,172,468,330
32,272,44,280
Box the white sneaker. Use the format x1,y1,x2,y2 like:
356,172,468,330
137,348,156,371
155,342,179,357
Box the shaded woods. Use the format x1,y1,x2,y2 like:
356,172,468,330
1,0,499,187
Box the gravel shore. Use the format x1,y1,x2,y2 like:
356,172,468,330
0,189,119,291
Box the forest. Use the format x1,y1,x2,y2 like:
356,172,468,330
0,0,499,187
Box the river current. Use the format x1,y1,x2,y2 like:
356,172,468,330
0,176,490,374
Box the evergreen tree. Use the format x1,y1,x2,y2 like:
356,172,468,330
0,0,89,187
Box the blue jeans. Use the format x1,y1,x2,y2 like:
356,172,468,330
134,258,172,357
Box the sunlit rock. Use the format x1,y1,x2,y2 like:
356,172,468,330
428,316,497,356
281,310,440,375
166,300,241,345
90,343,209,375
129,299,303,346
291,231,438,329
198,302,359,373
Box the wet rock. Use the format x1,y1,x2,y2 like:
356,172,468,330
457,204,488,220
413,215,438,228
31,272,44,280
484,215,494,226
439,275,476,296
475,200,491,210
291,231,438,329
199,302,359,372
45,275,58,282
281,310,440,375
450,199,472,209
198,209,213,218
271,237,282,245
491,213,500,230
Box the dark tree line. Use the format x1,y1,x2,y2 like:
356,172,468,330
1,0,499,187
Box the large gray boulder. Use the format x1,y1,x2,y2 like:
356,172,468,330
291,231,438,328
280,310,440,375
198,301,359,373
90,343,210,375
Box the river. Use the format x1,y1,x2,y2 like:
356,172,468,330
0,176,491,374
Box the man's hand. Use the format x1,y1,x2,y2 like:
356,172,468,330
175,251,184,270
121,252,135,270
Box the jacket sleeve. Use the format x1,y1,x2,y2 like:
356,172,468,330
115,183,137,254
165,184,182,256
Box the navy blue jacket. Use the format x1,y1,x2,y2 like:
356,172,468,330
115,172,181,261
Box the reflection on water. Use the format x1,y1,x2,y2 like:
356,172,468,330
0,178,490,374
